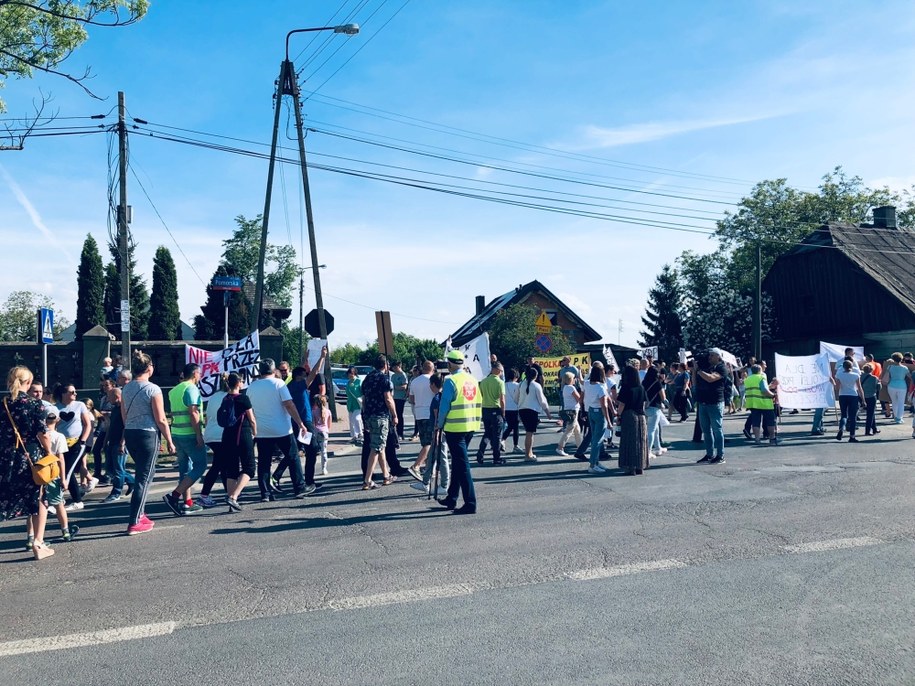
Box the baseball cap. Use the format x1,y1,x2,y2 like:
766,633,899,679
446,350,464,364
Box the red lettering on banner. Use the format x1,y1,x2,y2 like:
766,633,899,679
202,361,221,377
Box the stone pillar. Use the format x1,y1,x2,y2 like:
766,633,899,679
259,327,283,367
81,325,112,387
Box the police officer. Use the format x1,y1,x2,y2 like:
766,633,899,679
436,350,482,515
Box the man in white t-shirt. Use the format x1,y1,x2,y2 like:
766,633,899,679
407,361,436,481
246,358,308,502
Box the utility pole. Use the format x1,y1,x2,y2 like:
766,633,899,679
117,91,131,360
618,318,623,346
298,269,305,365
754,241,762,361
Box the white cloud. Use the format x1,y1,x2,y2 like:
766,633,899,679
570,114,781,150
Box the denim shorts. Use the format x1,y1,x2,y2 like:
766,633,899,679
173,435,208,482
43,478,65,506
416,419,434,447
366,416,390,452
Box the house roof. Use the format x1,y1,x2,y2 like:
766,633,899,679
448,280,602,345
241,281,291,315
777,222,915,317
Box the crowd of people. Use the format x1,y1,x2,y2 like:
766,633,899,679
1,343,913,561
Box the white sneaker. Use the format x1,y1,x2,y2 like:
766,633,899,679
321,467,329,476
65,502,85,512
86,477,99,493
648,452,657,460
410,482,429,493
587,466,604,474
513,446,523,454
595,463,607,472
659,447,668,454
556,448,569,457
500,441,506,452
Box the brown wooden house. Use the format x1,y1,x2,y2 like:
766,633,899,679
763,207,915,358
448,280,602,348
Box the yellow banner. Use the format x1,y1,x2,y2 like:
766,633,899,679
532,353,591,388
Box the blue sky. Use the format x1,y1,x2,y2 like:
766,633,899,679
1,0,913,350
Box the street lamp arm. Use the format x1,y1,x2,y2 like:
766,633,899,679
285,24,360,61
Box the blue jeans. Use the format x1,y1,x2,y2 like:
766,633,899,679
174,435,208,484
444,431,476,509
106,441,135,497
697,401,724,457
646,406,663,453
588,408,605,467
812,408,825,433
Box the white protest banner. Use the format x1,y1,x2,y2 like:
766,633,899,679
603,345,619,371
638,345,658,360
307,338,327,370
775,352,835,409
819,341,864,363
719,349,739,368
186,331,260,399
445,332,491,380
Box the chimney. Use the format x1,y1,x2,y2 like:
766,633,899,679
475,295,486,315
873,206,897,229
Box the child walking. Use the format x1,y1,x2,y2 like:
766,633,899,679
28,410,78,550
312,394,332,476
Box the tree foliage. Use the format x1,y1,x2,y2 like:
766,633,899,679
488,303,573,374
148,246,181,340
103,237,149,340
0,0,148,148
194,265,249,341
639,263,683,362
221,214,297,329
326,333,443,368
0,290,69,341
74,233,104,338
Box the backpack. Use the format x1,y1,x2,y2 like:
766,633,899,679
216,395,239,428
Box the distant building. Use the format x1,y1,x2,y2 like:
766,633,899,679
449,280,602,349
763,206,915,358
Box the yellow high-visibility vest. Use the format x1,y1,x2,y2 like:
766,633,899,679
168,380,202,436
743,373,773,410
443,371,482,433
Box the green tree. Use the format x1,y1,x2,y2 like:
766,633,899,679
715,168,904,296
330,342,366,366
0,1,147,148
74,233,104,338
488,303,572,374
103,238,150,340
148,246,181,340
281,325,310,366
220,214,297,329
194,265,249,341
0,291,69,341
639,264,683,362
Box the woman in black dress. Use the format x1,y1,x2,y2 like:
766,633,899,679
0,366,55,559
222,373,257,512
617,365,649,476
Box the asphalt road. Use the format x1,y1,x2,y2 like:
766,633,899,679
1,411,913,685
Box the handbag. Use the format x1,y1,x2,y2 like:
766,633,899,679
3,398,61,486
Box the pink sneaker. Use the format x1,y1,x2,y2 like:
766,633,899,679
127,517,155,536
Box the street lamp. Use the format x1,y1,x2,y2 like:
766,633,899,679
298,263,326,365
252,23,358,420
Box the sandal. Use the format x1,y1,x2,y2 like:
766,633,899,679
362,482,377,490
33,541,55,561
382,476,397,486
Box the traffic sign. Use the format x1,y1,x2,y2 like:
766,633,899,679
304,308,334,337
534,333,552,353
38,308,54,344
535,311,552,334
211,275,243,291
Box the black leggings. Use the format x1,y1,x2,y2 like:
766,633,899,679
200,442,227,496
92,431,106,477
501,410,520,447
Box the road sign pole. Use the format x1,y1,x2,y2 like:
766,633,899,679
223,291,230,349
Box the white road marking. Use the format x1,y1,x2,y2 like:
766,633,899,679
0,537,895,656
0,622,176,657
566,559,687,581
783,536,884,554
329,584,474,611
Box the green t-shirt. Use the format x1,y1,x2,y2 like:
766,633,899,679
391,371,409,400
346,377,362,412
479,374,505,409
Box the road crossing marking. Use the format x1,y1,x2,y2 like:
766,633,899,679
566,559,687,581
783,536,884,554
0,622,176,657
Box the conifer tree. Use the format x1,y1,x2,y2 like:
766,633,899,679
639,264,684,362
74,234,105,338
149,246,181,340
103,239,150,340
194,265,249,341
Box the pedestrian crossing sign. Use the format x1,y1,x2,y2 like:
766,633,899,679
39,308,54,344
